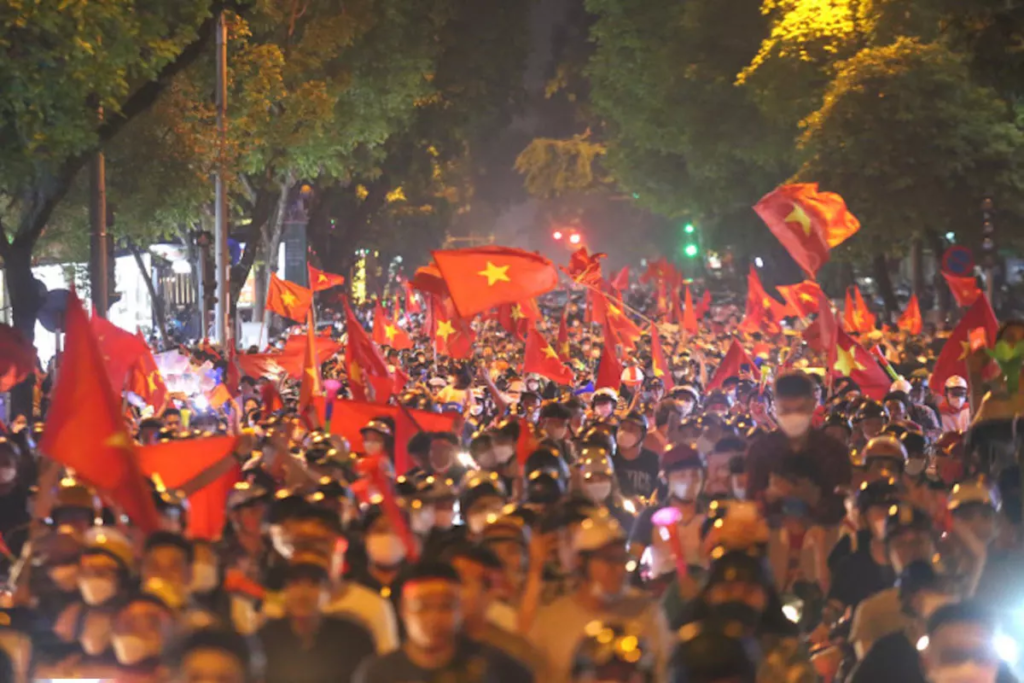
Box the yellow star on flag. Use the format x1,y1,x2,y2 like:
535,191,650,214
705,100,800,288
478,261,511,286
785,203,812,236
281,290,298,307
542,344,559,360
511,304,525,322
608,303,623,318
349,361,363,385
833,344,866,376
436,320,456,343
762,297,773,310
146,371,159,393
798,291,816,303
958,340,972,361
318,273,328,283
384,324,398,341
105,431,134,451
653,367,665,378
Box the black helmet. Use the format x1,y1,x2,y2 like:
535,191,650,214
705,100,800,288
885,502,932,542
524,443,567,481
823,411,853,434
621,410,649,436
856,478,901,514
525,469,565,505
854,400,889,423
581,425,617,457
539,401,571,421
671,622,758,683
862,435,907,473
705,550,771,590
571,620,656,681
459,471,507,515
399,389,434,412
900,431,929,458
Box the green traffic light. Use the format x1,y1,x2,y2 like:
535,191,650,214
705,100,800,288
684,243,698,258
684,223,695,234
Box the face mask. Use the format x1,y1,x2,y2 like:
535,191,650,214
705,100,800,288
113,635,160,666
434,509,455,529
468,509,500,535
679,401,694,416
696,435,715,456
49,564,80,592
930,662,998,683
713,600,761,631
410,508,436,535
671,480,697,502
470,405,484,416
870,518,887,540
547,426,568,441
948,396,966,410
777,413,812,438
493,444,516,464
364,441,383,456
906,459,927,477
616,432,640,450
366,533,406,567
191,563,218,593
0,467,16,484
79,576,118,605
594,404,614,419
583,481,612,504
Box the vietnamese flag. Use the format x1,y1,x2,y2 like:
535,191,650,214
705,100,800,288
682,285,699,334
299,311,322,419
267,274,313,322
754,183,861,277
706,340,757,391
843,285,876,334
497,299,539,341
433,246,559,318
610,265,629,292
128,336,168,411
0,323,35,393
373,303,413,351
942,271,982,307
343,298,393,404
562,247,606,285
777,280,824,319
90,315,150,394
595,315,623,391
695,290,712,319
649,323,674,390
524,327,574,385
403,280,422,314
739,266,781,335
591,290,642,349
39,290,161,533
308,264,346,292
409,263,450,298
897,294,923,335
929,294,999,391
237,334,342,380
431,295,474,360
831,329,890,399
557,305,570,358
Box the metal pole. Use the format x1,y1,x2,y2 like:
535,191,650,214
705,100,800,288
214,10,230,346
89,148,108,317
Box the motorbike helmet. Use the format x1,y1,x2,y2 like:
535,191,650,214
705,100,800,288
525,468,565,505
571,620,656,682
948,479,1001,512
856,478,901,514
884,502,932,541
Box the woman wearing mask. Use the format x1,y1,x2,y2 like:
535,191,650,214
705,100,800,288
190,539,232,624
359,419,394,460
576,442,635,532
459,473,509,539
349,506,410,608
590,388,618,422
110,592,178,682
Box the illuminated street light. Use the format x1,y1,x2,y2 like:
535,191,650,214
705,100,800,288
569,233,582,245
552,230,563,240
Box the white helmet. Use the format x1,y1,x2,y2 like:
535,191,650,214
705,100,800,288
572,509,626,553
620,366,644,387
890,378,913,394
944,376,968,391
948,479,1000,512
592,387,619,406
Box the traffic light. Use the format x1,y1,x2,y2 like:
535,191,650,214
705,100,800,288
683,243,699,258
684,223,695,235
981,196,995,267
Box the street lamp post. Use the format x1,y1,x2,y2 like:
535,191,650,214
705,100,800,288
213,10,230,346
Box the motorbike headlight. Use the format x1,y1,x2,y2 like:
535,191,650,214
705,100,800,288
917,635,929,652
622,499,637,514
995,632,1019,665
782,596,804,624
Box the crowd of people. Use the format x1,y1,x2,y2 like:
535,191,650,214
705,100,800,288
0,274,1022,683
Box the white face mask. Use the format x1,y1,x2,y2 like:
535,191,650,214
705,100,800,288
906,459,927,477
594,403,614,419
583,481,612,504
190,563,218,593
113,635,160,666
410,507,436,535
364,441,384,456
679,401,694,416
732,486,746,500
547,426,568,441
0,466,16,484
948,396,966,410
79,576,118,606
870,518,887,540
366,533,406,567
493,444,516,464
671,480,697,502
777,413,812,438
930,661,998,683
434,508,455,529
616,432,640,450
467,510,500,535
696,435,715,456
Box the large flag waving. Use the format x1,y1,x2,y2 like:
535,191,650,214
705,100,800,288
39,291,161,533
307,264,346,292
524,328,574,385
942,271,983,308
562,247,606,285
739,266,781,335
433,246,558,318
267,274,313,322
343,298,393,403
897,294,923,335
777,280,824,319
90,316,150,394
128,335,168,411
754,183,860,277
707,340,757,391
929,294,999,390
373,303,413,350
595,315,623,391
843,285,876,334
591,290,642,349
431,295,474,359
831,329,890,399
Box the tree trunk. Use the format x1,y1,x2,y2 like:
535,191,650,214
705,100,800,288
261,188,291,331
229,181,287,309
3,243,41,419
127,239,169,345
925,229,949,322
872,252,898,320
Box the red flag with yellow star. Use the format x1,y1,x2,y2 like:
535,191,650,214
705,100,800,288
307,264,345,292
90,315,150,394
267,274,313,322
843,285,876,333
39,290,161,533
430,295,475,359
649,323,674,391
557,305,571,358
682,285,699,333
299,311,322,419
562,246,606,285
929,294,998,391
497,299,539,341
595,314,623,391
754,183,860,277
403,280,422,314
433,246,559,318
591,289,642,349
707,340,757,391
128,335,168,411
373,303,412,350
897,294,923,335
942,271,983,308
343,298,393,403
739,267,781,335
777,280,824,319
830,329,890,399
523,327,574,385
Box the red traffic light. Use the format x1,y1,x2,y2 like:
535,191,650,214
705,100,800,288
552,230,563,240
569,233,581,245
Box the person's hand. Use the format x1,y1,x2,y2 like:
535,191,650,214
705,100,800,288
966,347,989,377
528,532,557,572
793,477,822,507
765,474,795,503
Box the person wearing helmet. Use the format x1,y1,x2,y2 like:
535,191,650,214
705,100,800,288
360,419,394,459
747,372,852,526
862,435,908,481
946,479,1001,596
848,503,937,661
460,472,508,538
525,509,671,683
629,444,707,582
822,411,854,448
852,400,889,452
848,561,960,683
939,376,970,433
576,442,633,531
570,619,657,683
613,411,661,500
670,385,700,418
538,401,572,444
591,388,618,421
644,399,684,455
